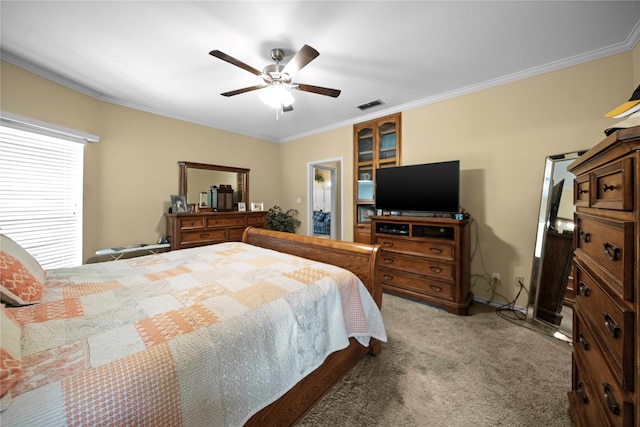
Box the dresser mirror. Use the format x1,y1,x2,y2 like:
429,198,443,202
527,150,584,339
178,161,249,207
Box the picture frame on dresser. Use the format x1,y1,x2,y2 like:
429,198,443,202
199,191,208,208
251,202,264,212
170,195,187,213
238,202,246,212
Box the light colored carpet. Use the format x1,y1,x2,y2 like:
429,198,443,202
297,293,573,426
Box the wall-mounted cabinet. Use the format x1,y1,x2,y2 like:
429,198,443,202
353,113,401,243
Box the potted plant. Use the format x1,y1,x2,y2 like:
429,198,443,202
266,205,301,233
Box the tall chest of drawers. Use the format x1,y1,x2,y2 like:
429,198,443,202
567,126,640,427
165,211,267,250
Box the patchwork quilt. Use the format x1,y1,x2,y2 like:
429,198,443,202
1,242,386,426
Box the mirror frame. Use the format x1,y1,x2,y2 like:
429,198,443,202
527,150,584,326
178,161,250,207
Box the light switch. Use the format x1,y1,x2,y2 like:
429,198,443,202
296,197,302,204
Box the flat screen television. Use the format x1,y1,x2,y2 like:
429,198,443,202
375,160,460,215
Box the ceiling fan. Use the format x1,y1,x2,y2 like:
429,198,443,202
209,44,341,114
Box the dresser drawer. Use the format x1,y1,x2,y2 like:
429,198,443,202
206,216,247,228
590,158,634,211
180,229,227,245
379,252,455,282
575,264,635,391
569,353,609,427
575,213,634,299
179,217,206,230
247,215,266,226
574,174,590,207
380,268,454,299
376,237,454,261
573,320,635,427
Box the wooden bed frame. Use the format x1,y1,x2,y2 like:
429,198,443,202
242,227,382,426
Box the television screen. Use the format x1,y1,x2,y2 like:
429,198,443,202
375,160,460,214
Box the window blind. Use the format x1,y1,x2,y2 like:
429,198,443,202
0,126,84,268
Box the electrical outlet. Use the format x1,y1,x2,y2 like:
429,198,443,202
515,276,525,288
492,272,500,282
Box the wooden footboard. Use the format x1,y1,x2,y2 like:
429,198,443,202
243,227,382,307
242,227,382,426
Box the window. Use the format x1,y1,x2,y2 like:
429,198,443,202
0,113,98,268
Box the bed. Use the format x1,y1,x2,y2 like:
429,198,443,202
0,227,385,426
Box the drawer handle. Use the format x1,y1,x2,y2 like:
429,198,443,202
429,247,443,255
602,242,620,261
579,230,590,242
429,266,443,273
601,184,615,192
383,242,394,247
603,383,620,415
383,258,394,264
429,285,443,293
579,188,589,195
199,233,210,239
383,274,393,281
578,333,589,350
578,281,590,297
603,313,620,338
577,382,589,404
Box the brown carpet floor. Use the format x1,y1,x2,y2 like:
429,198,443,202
297,293,573,426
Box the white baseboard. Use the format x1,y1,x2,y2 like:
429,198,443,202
473,296,526,314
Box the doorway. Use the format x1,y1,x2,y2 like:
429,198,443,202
307,159,342,240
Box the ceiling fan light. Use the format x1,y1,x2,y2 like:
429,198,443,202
260,84,295,109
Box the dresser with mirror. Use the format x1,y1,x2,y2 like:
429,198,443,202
165,161,266,250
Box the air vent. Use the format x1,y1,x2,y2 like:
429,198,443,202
357,99,385,110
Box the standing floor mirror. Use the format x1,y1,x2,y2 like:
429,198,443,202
527,150,585,341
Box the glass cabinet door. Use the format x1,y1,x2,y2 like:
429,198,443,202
356,126,374,201
357,166,374,200
377,120,397,167
357,127,373,162
353,113,401,243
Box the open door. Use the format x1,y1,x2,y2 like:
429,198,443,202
308,159,342,240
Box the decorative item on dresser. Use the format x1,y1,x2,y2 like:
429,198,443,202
370,215,472,315
566,125,640,427
165,211,267,250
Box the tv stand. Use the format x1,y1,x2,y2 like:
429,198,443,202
371,215,472,315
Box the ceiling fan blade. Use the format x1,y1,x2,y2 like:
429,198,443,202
209,50,262,77
221,84,268,97
282,45,319,77
293,83,341,98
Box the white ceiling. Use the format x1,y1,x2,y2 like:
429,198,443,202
2,1,640,143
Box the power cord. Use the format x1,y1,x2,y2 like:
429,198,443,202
469,218,510,304
495,277,572,342
469,218,570,341
496,276,526,321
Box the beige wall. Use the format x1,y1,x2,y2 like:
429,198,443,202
1,62,281,262
282,48,639,307
279,126,353,238
2,44,639,307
